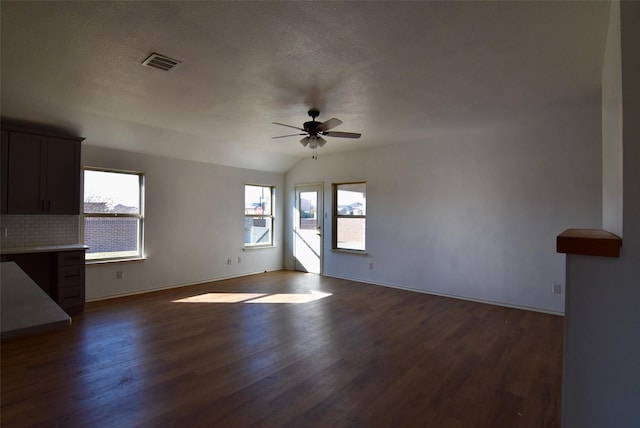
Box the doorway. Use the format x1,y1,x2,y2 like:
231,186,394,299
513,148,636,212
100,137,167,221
294,184,323,273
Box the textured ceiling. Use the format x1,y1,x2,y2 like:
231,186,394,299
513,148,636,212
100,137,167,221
1,1,610,173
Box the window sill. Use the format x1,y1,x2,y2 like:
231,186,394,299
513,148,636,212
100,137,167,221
243,245,276,251
331,248,368,256
86,257,146,265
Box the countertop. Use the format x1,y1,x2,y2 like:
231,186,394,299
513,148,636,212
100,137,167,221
557,229,622,258
1,262,71,339
1,244,88,255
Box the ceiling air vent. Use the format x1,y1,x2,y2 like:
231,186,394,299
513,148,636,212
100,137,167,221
141,52,182,72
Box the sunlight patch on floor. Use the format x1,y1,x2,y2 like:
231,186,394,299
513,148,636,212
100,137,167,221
172,293,267,303
246,290,332,304
172,290,332,304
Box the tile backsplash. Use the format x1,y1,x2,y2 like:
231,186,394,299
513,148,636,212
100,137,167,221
0,215,79,247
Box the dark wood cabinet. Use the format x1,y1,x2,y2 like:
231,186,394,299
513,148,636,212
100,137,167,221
45,138,82,214
1,249,86,315
1,127,82,215
1,130,8,214
54,251,86,314
2,252,53,296
6,131,45,214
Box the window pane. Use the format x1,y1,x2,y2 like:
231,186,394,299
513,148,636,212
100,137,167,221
337,183,366,216
245,185,272,216
299,191,317,230
244,217,272,246
83,168,144,261
84,170,140,214
85,217,140,260
337,218,366,251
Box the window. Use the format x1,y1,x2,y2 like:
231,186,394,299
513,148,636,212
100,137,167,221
244,184,274,247
333,182,366,251
83,168,144,262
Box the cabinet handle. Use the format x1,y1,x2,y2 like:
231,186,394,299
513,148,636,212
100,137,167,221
47,200,51,212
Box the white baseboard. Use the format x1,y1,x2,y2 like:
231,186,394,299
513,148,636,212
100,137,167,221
87,268,565,316
85,268,282,302
322,273,565,316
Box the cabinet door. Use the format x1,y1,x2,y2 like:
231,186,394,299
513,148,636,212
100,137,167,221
1,130,8,214
46,137,80,214
7,132,46,214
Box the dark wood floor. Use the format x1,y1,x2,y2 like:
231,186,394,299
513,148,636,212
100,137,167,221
1,271,563,427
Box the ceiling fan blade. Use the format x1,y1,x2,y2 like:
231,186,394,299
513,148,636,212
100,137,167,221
272,122,304,131
317,118,343,132
272,133,305,139
323,131,362,139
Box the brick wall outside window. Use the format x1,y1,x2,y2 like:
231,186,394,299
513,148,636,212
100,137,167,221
84,217,138,253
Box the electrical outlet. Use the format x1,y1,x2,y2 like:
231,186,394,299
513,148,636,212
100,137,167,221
369,262,373,270
116,271,124,280
238,256,242,264
552,283,562,294
227,258,232,265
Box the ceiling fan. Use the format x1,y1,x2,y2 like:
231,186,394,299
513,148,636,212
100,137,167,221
273,109,361,159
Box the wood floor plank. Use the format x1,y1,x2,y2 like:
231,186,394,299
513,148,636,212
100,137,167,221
1,271,563,427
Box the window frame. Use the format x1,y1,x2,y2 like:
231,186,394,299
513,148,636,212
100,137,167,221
332,181,367,253
244,184,275,248
83,167,145,263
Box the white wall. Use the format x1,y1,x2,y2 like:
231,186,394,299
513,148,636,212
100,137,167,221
562,2,640,427
82,146,284,300
285,106,602,314
601,0,624,237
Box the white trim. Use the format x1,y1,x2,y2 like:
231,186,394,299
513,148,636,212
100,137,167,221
87,268,565,316
322,273,565,316
85,268,281,302
331,248,368,256
294,183,324,274
86,257,146,265
242,245,276,251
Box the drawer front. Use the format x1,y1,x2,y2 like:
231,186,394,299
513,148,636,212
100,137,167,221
56,250,86,313
58,250,85,266
58,265,85,287
57,286,84,308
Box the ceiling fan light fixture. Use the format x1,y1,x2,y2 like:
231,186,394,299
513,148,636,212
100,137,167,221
308,136,318,149
274,109,362,159
308,135,327,149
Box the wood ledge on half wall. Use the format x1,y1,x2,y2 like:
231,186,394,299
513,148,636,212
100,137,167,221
557,228,622,258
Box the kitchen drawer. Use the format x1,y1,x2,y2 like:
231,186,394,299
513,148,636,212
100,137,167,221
57,285,84,308
57,265,85,287
2,248,86,314
58,250,85,266
55,250,86,314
